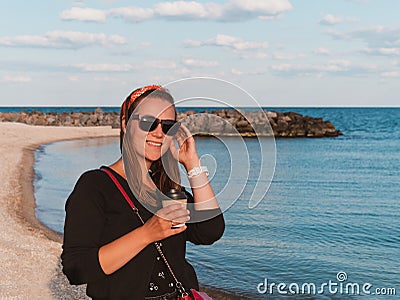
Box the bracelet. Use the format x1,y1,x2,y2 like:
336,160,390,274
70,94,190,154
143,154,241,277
187,166,209,178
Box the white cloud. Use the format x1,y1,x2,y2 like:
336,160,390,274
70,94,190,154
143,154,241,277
216,0,293,21
258,15,281,21
321,14,341,26
381,71,400,78
184,40,202,47
73,63,136,72
153,1,222,20
326,26,400,47
68,60,176,72
270,60,376,77
1,75,32,83
60,0,292,23
0,35,49,47
230,0,292,15
319,14,359,26
231,68,243,75
325,28,349,40
324,59,352,71
326,25,400,58
240,52,268,59
0,30,126,49
182,58,219,67
362,47,400,56
143,60,177,69
272,52,306,60
230,68,266,76
185,34,268,51
108,7,154,22
60,7,107,22
176,68,191,75
314,47,332,55
139,42,152,48
47,30,126,46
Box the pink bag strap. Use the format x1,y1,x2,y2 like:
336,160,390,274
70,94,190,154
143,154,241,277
101,167,138,212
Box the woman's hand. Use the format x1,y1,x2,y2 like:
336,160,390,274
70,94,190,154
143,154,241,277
169,124,200,171
98,204,189,275
141,204,190,243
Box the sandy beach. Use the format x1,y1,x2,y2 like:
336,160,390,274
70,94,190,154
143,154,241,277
0,122,119,299
0,122,246,300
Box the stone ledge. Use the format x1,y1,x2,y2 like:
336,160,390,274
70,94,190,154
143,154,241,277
0,108,342,138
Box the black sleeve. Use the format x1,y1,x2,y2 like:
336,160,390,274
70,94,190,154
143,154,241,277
61,171,108,285
183,190,225,245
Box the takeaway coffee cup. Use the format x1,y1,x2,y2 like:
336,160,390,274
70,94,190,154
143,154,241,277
163,188,187,228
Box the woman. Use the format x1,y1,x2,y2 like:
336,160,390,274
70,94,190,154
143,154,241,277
61,85,225,299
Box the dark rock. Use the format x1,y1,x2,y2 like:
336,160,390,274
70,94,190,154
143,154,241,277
266,111,277,119
276,119,289,132
94,107,104,114
236,120,249,127
81,115,90,124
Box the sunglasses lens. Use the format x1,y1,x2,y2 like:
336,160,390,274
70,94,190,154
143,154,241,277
162,121,180,136
137,115,179,135
139,116,158,132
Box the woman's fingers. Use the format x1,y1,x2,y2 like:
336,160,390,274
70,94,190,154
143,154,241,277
158,204,190,222
176,126,196,153
176,135,184,149
169,131,187,159
179,124,193,138
169,212,191,225
158,205,190,228
169,141,179,160
143,204,189,242
175,129,186,149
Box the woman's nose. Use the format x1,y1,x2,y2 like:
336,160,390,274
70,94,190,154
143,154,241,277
151,123,164,137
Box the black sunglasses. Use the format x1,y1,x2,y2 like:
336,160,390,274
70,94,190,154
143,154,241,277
131,114,180,136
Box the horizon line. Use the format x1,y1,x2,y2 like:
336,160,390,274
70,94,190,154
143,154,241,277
1,105,400,108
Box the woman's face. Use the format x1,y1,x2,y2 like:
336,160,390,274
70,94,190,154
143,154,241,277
128,97,176,167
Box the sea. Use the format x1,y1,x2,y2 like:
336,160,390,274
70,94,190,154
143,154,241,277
4,107,399,299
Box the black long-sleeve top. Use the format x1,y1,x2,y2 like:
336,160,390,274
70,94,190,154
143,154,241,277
61,166,225,299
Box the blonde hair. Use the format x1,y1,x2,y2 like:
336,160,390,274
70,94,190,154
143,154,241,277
121,88,181,208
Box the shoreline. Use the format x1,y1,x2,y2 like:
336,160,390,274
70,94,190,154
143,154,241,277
20,143,63,243
0,123,118,298
0,122,250,299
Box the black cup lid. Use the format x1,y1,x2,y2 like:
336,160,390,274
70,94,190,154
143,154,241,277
165,188,187,200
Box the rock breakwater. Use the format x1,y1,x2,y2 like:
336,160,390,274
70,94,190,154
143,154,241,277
0,108,342,138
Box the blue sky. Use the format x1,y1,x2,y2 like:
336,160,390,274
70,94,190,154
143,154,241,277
0,0,399,107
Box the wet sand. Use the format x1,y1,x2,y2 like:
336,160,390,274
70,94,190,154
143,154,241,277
0,122,250,299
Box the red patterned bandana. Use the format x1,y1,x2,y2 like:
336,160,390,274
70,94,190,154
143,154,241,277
120,84,164,122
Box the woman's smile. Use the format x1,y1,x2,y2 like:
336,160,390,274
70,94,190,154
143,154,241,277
146,140,163,148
